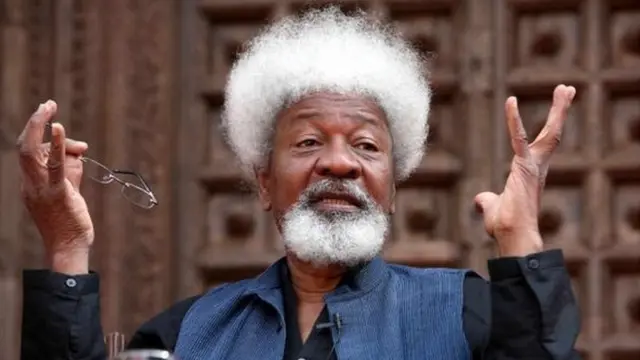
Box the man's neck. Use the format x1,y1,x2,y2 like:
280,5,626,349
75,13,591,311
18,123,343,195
286,256,346,303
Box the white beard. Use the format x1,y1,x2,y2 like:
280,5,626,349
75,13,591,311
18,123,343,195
281,179,389,267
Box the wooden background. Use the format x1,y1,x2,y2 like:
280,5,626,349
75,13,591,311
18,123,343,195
1,0,639,359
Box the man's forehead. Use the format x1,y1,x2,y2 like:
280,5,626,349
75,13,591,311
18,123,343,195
278,92,389,128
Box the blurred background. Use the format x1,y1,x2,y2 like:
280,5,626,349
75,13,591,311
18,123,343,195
0,0,639,359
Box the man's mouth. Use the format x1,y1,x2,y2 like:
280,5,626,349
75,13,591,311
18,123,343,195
309,191,364,212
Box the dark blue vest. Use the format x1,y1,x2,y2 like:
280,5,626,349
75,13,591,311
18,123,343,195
175,256,471,360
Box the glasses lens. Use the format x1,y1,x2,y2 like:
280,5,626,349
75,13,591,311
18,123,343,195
121,184,155,209
84,159,115,184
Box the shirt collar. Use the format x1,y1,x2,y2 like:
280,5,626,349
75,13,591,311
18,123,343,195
244,255,388,299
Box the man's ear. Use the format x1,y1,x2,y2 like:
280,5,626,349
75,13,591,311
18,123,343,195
255,166,272,211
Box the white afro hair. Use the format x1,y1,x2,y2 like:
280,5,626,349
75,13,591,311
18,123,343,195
222,6,431,181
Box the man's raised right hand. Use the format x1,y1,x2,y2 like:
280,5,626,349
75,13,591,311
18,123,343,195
16,100,94,274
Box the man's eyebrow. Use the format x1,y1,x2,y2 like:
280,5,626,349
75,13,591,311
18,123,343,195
344,111,388,130
292,109,383,124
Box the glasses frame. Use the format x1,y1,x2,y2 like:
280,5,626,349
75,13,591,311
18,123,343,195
81,156,159,209
44,121,158,209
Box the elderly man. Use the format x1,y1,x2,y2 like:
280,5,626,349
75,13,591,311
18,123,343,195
19,8,580,360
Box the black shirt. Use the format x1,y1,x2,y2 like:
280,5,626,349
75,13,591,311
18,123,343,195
21,250,582,360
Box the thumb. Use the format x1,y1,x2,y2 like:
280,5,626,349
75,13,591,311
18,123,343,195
474,192,499,215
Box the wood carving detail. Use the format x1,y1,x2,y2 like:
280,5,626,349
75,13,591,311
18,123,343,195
412,93,464,182
613,185,640,250
390,6,456,75
604,263,640,348
26,0,54,103
122,0,173,332
207,107,243,180
69,0,89,139
385,187,461,267
606,93,640,157
20,0,55,269
203,192,280,268
608,9,640,68
538,186,587,259
513,7,583,70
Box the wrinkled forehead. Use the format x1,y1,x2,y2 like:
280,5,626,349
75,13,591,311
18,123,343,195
275,91,391,131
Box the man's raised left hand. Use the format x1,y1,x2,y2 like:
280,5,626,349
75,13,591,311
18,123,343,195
474,84,576,257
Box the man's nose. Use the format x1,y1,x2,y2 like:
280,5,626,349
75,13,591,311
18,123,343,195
314,140,362,179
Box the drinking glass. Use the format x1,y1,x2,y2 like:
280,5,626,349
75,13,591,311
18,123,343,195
114,349,177,360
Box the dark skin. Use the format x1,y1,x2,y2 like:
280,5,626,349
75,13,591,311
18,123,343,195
256,92,397,341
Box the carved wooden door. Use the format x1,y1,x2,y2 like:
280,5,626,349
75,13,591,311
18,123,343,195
0,1,178,358
178,1,640,359
0,0,639,359
179,0,497,289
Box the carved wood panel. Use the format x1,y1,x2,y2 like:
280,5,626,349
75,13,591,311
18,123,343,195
493,0,640,358
1,1,30,359
184,1,640,360
0,0,638,359
187,0,493,285
0,0,177,358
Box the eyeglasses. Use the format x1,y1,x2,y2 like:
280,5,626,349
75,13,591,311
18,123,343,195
44,121,157,209
81,156,158,209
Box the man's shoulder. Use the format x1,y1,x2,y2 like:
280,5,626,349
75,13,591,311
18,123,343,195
388,264,472,279
129,279,257,350
199,278,257,301
382,264,478,304
386,263,474,283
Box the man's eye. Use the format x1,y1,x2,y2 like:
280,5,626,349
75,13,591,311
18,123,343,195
297,139,319,147
355,142,379,152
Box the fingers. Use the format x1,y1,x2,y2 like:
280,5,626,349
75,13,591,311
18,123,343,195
16,101,57,152
43,139,89,155
17,102,56,183
548,84,576,130
505,96,531,159
474,192,499,215
532,84,576,154
65,138,89,155
48,123,66,185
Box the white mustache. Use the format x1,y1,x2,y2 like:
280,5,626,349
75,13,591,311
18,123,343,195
298,179,375,211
